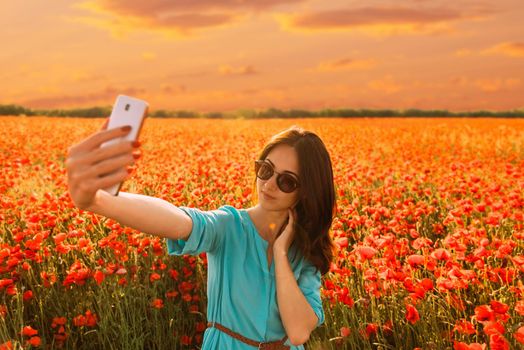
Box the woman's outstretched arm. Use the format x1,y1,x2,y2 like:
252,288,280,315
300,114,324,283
66,119,192,241
87,190,192,240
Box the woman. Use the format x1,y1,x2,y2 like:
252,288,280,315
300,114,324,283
66,121,336,349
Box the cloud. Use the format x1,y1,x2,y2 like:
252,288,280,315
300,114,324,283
91,0,306,14
474,78,521,92
218,65,258,76
74,0,306,37
367,76,403,94
448,76,522,92
483,42,524,57
141,52,157,61
161,84,187,94
454,48,473,57
278,6,487,36
71,9,236,38
317,57,377,71
449,76,470,87
166,70,213,80
21,86,146,109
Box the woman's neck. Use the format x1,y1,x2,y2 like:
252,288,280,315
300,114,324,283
247,204,289,244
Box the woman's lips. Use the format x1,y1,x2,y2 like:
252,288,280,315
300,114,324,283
262,192,277,200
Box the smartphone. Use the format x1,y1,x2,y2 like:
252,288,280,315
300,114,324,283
101,95,148,196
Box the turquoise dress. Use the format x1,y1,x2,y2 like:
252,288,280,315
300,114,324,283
166,205,324,349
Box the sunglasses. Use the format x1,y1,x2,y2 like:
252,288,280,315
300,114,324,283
254,160,300,193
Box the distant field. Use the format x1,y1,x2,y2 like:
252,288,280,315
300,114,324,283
0,117,523,349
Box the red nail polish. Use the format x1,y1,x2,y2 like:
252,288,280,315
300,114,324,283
121,125,132,132
132,141,141,148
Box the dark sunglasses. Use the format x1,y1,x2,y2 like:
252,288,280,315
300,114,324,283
254,160,300,193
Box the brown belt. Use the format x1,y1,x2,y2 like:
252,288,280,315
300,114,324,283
207,322,290,349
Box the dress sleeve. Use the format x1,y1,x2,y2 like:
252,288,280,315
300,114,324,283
297,260,325,327
165,206,232,256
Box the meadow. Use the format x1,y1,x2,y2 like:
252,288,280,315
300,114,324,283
0,116,523,349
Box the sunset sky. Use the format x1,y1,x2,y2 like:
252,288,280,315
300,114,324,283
1,0,523,112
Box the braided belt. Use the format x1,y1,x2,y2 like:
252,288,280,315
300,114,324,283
207,322,290,349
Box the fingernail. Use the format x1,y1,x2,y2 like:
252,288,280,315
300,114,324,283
121,125,132,132
133,153,141,159
132,141,141,148
127,167,133,174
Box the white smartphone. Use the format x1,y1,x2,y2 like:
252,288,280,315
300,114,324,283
101,95,148,196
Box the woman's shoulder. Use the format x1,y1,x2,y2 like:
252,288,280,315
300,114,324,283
214,204,243,219
180,205,253,232
204,204,250,229
216,205,261,238
182,204,238,216
215,204,239,213
220,205,254,229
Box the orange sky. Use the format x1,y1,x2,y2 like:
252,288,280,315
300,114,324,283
1,0,523,112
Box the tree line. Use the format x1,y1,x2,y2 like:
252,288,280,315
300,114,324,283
0,104,523,118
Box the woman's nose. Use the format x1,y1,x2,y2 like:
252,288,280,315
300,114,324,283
263,173,278,191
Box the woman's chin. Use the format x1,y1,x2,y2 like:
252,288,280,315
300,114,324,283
260,201,292,213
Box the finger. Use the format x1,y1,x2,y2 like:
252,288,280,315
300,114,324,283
88,141,136,166
100,117,109,131
86,153,135,178
69,140,131,172
76,126,132,153
288,208,295,224
94,167,130,190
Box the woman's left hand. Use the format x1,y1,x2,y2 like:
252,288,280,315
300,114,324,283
273,208,296,254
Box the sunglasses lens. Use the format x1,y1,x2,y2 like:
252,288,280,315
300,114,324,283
255,160,299,193
256,161,273,180
278,174,298,193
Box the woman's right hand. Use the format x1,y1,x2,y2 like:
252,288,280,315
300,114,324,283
65,119,141,210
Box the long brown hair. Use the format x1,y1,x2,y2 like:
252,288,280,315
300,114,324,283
255,126,336,275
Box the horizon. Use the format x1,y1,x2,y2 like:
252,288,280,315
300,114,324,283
2,1,524,112
2,103,524,115
2,103,523,119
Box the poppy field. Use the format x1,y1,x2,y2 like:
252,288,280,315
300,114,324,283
0,116,523,349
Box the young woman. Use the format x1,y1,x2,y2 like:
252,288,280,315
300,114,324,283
66,121,336,349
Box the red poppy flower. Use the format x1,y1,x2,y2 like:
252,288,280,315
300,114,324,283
406,304,420,324
407,254,425,267
0,341,13,350
515,300,524,316
489,333,509,350
151,298,164,309
195,322,207,333
51,317,67,328
21,326,38,337
514,326,524,345
474,305,495,322
93,270,104,285
340,326,351,337
453,341,486,350
453,319,476,335
431,248,451,261
150,273,161,282
26,336,41,347
180,335,192,346
482,321,505,336
355,246,377,260
365,323,378,338
23,290,33,301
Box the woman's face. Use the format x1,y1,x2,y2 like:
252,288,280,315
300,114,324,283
256,144,300,211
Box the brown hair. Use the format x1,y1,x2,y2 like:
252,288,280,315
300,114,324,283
255,125,336,275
